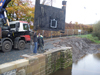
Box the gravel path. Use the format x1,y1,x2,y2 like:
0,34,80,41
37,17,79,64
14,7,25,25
0,38,60,64
0,44,31,64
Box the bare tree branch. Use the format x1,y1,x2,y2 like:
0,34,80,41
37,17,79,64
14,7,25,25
41,0,56,6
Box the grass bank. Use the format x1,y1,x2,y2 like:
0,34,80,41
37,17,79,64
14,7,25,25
78,34,100,44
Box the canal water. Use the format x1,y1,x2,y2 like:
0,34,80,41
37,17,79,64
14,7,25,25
51,53,100,75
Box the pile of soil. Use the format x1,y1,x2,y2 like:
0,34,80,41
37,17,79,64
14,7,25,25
44,36,100,62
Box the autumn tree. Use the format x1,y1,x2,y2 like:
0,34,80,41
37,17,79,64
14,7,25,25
6,0,55,22
6,0,34,23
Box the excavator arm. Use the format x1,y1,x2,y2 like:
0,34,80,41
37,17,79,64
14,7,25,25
2,0,11,8
0,0,11,26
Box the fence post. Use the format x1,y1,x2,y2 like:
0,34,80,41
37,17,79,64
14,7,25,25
73,29,74,36
51,31,52,38
67,29,68,36
42,30,44,36
60,33,61,37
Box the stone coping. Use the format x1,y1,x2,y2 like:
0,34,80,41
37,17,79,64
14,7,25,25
0,59,29,74
0,47,72,74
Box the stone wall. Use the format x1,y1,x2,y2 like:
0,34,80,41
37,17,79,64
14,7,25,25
0,47,72,75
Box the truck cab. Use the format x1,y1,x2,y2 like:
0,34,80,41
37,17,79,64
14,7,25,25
10,21,30,32
0,21,31,52
9,21,31,41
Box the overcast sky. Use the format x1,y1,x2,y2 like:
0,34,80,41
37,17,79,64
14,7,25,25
33,0,100,24
53,0,100,24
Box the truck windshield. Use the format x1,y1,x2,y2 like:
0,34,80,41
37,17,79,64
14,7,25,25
10,24,15,28
23,24,29,30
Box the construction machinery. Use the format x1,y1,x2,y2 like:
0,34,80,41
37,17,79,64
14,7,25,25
0,0,31,52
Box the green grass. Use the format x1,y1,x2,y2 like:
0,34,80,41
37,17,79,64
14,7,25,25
78,34,100,44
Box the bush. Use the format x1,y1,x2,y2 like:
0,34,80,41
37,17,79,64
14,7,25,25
79,34,100,43
92,32,100,40
93,36,99,40
92,21,100,40
92,32,98,37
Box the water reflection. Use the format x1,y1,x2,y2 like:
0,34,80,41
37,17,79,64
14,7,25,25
74,55,88,65
72,54,100,75
51,53,100,75
93,53,100,60
50,65,72,75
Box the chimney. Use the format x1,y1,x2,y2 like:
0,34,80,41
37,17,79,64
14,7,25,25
62,1,67,14
35,0,40,5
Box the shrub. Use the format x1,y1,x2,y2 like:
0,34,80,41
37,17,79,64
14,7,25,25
92,21,100,40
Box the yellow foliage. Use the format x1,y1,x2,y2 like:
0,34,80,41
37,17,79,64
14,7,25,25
6,0,34,23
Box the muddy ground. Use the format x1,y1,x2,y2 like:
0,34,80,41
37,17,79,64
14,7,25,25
44,36,100,63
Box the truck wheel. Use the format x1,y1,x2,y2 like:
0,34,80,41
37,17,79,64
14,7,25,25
2,41,12,52
18,40,25,50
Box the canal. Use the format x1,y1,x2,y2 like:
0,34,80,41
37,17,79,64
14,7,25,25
51,53,100,75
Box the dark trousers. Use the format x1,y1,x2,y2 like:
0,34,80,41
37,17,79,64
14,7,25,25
38,45,43,51
33,42,37,53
